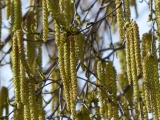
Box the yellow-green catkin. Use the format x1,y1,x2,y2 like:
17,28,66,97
42,0,48,43
13,0,22,31
148,56,158,119
63,35,71,111
147,54,160,119
129,29,139,102
131,22,141,77
125,28,132,85
26,11,36,69
19,60,26,104
12,32,21,108
6,0,11,20
10,0,14,30
28,79,38,120
124,0,130,22
55,21,71,113
69,36,77,119
140,85,148,119
24,80,31,120
97,60,105,117
69,37,77,97
108,62,118,119
47,0,65,26
62,0,74,24
16,30,33,78
115,0,124,41
14,105,24,120
142,55,151,113
51,69,60,113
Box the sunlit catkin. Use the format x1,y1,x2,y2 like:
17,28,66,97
19,61,26,104
69,36,77,119
12,32,21,108
124,0,130,22
125,28,132,85
28,79,38,120
131,22,141,77
6,0,11,20
128,25,139,102
26,11,36,69
47,0,65,26
42,0,48,43
148,56,158,119
70,36,78,100
150,55,160,119
97,60,105,117
16,30,33,78
142,55,151,113
13,0,22,31
115,0,124,41
64,35,71,111
24,81,31,120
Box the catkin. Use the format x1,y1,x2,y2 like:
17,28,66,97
97,60,105,117
115,0,124,41
124,0,130,22
42,0,48,43
148,56,158,119
69,36,77,119
125,27,132,85
142,55,151,112
64,36,71,111
131,22,142,77
47,0,65,26
6,0,11,20
28,80,38,120
13,0,22,31
12,32,21,108
24,80,31,120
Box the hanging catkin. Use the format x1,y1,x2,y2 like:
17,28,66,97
131,22,142,77
69,36,77,120
115,0,124,41
13,0,22,31
97,60,105,117
124,0,130,22
42,0,48,43
63,35,71,111
12,32,21,108
6,0,11,20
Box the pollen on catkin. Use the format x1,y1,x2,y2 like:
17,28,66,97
128,24,139,102
13,0,22,31
12,32,21,109
63,36,71,111
42,0,48,43
6,0,11,20
115,0,124,41
131,22,142,77
125,27,132,85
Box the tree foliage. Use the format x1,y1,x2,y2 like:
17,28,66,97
0,0,160,120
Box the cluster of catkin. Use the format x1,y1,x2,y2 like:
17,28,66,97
97,60,118,119
46,0,85,119
116,0,160,119
5,0,44,120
